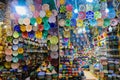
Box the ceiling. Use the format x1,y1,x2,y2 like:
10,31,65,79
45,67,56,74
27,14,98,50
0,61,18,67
0,0,6,4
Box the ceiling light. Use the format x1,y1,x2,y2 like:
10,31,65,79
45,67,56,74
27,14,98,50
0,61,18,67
82,28,86,33
86,0,93,3
105,8,109,13
74,9,78,13
34,22,37,26
78,28,82,33
15,6,27,15
109,26,112,32
4,25,7,28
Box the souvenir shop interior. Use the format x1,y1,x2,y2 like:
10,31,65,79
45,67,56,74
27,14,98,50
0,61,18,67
0,0,120,80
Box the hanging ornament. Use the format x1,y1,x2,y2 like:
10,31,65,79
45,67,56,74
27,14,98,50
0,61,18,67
42,17,48,23
20,25,26,32
103,18,110,27
108,8,116,19
6,36,13,43
52,10,58,16
63,31,70,38
12,57,19,63
26,0,33,5
108,26,113,32
78,11,86,20
71,19,76,26
5,48,12,56
77,19,83,27
85,26,90,33
83,19,89,26
89,19,97,26
66,11,72,19
66,4,73,12
38,24,44,31
60,50,64,56
18,18,24,25
33,26,38,31
42,30,48,38
97,18,103,26
33,10,39,18
72,13,78,19
79,4,86,12
50,23,57,28
4,62,11,69
12,51,18,56
93,3,100,11
86,4,93,11
49,27,58,36
110,19,118,26
94,11,101,19
13,39,19,44
65,19,71,27
40,10,46,18
36,17,42,24
27,11,33,18
50,52,58,59
35,4,42,11
100,2,107,10
29,4,35,12
34,0,42,4
13,31,19,38
48,16,56,23
12,44,18,51
26,25,32,32
5,55,12,62
60,0,65,5
23,18,30,25
35,30,42,39
58,19,65,27
14,25,21,32
42,4,50,11
50,36,58,44
64,26,70,31
11,63,19,69
102,32,107,38
17,54,23,60
60,5,66,13
100,10,108,19
22,31,28,38
28,30,35,38
30,17,36,25
44,22,50,30
17,47,24,54
50,44,58,51
46,10,52,17
7,30,13,36
86,11,94,19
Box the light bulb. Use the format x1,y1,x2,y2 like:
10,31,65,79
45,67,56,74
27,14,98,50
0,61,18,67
4,25,7,28
78,28,82,33
82,28,86,33
109,26,112,32
74,9,78,13
86,0,93,3
15,6,27,15
105,8,109,13
34,22,37,26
